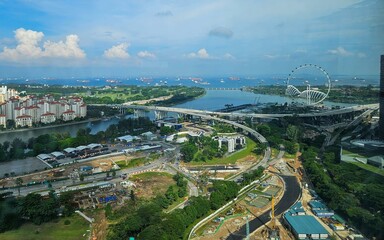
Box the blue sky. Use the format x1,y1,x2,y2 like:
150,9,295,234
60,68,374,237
0,0,383,78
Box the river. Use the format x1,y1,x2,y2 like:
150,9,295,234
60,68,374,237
0,90,353,143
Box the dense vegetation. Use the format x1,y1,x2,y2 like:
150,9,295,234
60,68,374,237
151,87,205,106
13,84,205,105
241,167,265,186
213,123,236,133
255,122,299,155
0,191,75,233
0,117,155,165
250,85,379,104
180,136,227,162
301,146,384,239
153,173,188,209
107,180,239,240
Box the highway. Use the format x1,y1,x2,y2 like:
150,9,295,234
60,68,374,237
226,175,301,240
91,103,379,119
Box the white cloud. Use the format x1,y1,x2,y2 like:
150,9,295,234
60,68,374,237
327,47,353,56
137,50,156,59
103,43,130,59
0,28,85,61
43,35,85,58
223,53,235,59
263,54,290,59
187,48,210,59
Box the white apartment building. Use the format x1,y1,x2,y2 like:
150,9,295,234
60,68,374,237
0,114,6,128
15,115,33,127
213,135,246,153
62,110,76,121
0,86,87,127
41,112,56,124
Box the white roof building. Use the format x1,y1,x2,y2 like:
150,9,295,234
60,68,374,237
37,153,52,161
88,143,102,149
63,147,77,154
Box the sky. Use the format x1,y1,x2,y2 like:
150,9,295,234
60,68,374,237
0,0,383,78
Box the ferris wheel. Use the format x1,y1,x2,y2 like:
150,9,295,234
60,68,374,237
285,63,331,105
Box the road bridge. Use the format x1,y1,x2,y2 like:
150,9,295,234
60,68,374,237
91,103,378,119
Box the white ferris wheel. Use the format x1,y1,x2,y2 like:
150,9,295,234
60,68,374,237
285,63,331,105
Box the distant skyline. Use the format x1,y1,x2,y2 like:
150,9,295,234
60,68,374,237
0,0,383,78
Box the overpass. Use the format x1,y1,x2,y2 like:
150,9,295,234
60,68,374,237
92,103,379,119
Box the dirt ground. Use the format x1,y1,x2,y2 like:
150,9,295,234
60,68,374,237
90,210,108,240
129,172,174,199
236,155,258,165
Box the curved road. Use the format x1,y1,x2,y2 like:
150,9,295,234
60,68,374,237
93,103,379,119
226,175,301,240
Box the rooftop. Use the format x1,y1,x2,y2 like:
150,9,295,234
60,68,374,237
284,214,328,235
309,200,327,209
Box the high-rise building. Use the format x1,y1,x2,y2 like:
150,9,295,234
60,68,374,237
380,55,384,139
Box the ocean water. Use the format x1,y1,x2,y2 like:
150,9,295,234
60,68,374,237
0,75,379,88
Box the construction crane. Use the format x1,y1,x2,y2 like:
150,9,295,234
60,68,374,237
269,196,280,240
271,196,276,229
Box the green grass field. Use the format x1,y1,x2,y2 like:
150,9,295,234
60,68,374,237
116,157,148,169
341,149,366,158
129,171,173,180
271,148,279,159
0,214,90,240
283,152,296,159
350,162,384,177
189,137,258,166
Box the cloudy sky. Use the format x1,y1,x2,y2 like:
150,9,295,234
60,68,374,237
0,0,383,78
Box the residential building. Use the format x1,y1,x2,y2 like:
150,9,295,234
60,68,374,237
15,115,33,127
62,110,76,121
213,135,246,153
0,114,6,128
0,86,87,126
41,112,56,124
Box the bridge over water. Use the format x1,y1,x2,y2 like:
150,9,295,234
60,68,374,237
92,103,379,119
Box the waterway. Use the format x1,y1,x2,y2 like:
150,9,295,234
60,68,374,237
0,90,354,143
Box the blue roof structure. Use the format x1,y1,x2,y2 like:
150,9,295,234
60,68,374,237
313,209,334,217
288,202,306,215
284,213,328,235
309,200,327,210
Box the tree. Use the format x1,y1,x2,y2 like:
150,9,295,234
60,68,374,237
286,124,299,142
15,177,23,196
180,143,198,162
284,140,297,155
160,126,175,136
130,190,136,203
79,174,84,182
253,142,267,155
256,124,271,136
